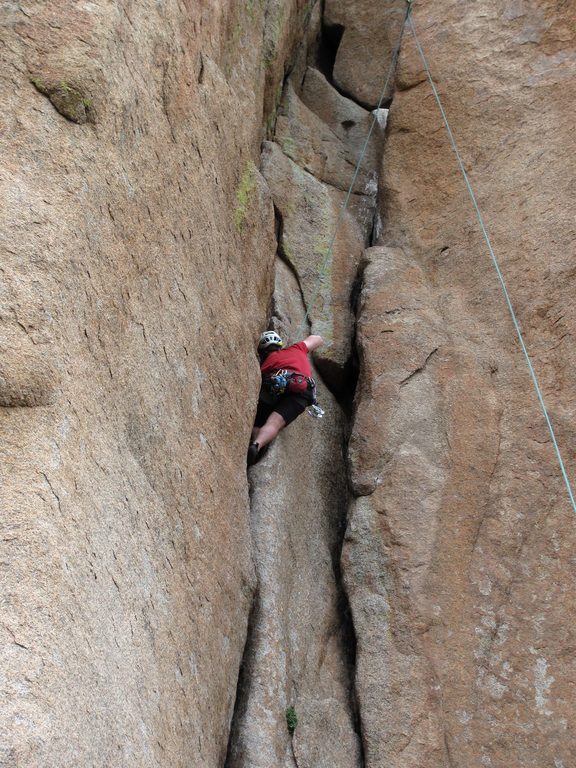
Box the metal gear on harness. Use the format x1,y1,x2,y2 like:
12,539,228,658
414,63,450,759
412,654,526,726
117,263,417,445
264,370,290,398
308,404,324,419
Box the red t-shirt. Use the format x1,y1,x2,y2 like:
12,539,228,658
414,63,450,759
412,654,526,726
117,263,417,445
261,341,312,378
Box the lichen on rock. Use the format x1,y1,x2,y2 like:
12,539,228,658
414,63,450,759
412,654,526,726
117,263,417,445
30,77,92,124
234,163,258,231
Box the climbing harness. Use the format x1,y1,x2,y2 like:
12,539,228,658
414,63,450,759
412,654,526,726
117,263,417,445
264,369,316,403
264,370,291,398
297,1,412,338
407,11,576,515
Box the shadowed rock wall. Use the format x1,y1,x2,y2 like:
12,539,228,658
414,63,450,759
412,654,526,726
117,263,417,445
226,15,389,764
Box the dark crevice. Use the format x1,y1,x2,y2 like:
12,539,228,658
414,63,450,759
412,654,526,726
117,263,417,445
313,18,392,112
332,537,366,764
369,206,382,247
271,205,311,335
265,0,321,139
338,87,392,114
345,259,366,409
274,205,299,283
314,21,344,81
328,260,368,765
313,257,365,416
309,266,366,757
312,4,408,112
223,587,259,768
311,332,358,416
314,21,372,110
283,0,322,84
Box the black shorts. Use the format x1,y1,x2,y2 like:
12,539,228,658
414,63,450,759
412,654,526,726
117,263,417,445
254,394,309,427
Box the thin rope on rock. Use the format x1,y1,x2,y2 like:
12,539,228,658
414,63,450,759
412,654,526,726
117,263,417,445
408,11,576,515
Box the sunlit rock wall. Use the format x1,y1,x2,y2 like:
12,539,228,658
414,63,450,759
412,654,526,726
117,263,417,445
0,1,315,765
346,1,576,766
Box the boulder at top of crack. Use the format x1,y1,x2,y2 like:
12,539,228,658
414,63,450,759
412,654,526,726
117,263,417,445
324,0,408,107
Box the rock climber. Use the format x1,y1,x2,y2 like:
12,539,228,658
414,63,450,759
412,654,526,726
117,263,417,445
247,330,324,465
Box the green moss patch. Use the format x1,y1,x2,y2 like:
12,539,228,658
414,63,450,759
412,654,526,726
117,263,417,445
234,163,258,231
30,77,92,124
286,705,298,736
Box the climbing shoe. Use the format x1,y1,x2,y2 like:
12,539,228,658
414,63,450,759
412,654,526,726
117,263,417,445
247,442,260,466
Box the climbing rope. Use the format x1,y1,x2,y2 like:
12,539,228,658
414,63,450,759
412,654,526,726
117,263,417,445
297,1,412,336
407,11,576,514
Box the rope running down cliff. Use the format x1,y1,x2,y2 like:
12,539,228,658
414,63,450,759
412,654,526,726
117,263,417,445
408,11,576,514
297,1,412,337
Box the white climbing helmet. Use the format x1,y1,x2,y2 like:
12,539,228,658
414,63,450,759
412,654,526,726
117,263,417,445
258,330,284,350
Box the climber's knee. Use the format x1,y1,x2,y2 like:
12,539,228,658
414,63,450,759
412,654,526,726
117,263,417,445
266,411,286,437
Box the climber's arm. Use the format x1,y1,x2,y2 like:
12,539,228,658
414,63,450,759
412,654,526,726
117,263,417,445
303,334,324,352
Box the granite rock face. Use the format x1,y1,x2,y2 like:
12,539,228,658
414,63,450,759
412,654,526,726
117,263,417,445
345,2,576,766
0,2,316,766
3,0,576,766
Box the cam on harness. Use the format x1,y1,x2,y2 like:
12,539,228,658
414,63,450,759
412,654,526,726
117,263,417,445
263,368,317,403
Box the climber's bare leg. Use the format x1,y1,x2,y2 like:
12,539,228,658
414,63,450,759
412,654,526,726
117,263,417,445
254,412,286,449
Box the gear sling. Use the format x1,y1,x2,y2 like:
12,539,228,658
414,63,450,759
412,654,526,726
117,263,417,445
263,369,317,404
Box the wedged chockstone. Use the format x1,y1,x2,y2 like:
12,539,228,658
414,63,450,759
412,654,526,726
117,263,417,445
300,67,386,174
324,0,407,107
261,140,373,385
275,77,383,195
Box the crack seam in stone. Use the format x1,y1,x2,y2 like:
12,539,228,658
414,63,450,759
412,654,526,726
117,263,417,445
399,347,439,387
